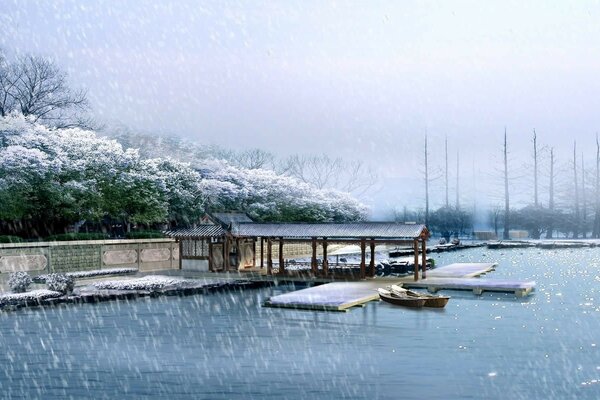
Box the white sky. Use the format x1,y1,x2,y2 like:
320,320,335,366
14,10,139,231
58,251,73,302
2,0,600,217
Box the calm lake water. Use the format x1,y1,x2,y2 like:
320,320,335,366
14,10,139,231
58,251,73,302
0,247,599,399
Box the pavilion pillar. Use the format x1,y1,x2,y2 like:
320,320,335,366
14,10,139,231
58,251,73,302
369,239,376,277
235,238,240,270
224,236,230,272
208,241,213,272
267,238,273,275
311,237,318,276
322,238,329,276
360,238,366,279
413,239,419,281
279,237,285,275
252,239,256,268
260,237,264,269
421,239,427,279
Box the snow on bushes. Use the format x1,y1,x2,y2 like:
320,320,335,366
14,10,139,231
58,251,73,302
91,275,188,291
34,268,137,282
0,289,62,305
7,271,32,293
45,273,75,294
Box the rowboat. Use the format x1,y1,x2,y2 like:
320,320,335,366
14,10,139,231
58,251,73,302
377,288,426,308
390,284,450,308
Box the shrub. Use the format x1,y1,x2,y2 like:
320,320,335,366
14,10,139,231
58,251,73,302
125,231,165,239
0,235,23,243
45,233,108,241
8,271,32,293
45,273,75,294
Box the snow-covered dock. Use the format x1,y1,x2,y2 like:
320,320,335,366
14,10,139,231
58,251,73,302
426,262,497,278
264,281,382,312
401,277,536,297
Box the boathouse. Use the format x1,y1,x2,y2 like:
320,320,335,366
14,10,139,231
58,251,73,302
166,213,430,280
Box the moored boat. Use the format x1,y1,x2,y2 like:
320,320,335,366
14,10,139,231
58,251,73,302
390,284,450,308
377,288,426,308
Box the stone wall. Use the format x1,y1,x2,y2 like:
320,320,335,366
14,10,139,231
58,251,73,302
0,239,180,275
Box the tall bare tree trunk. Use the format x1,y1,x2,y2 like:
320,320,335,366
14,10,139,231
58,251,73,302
594,134,600,238
533,129,538,207
445,136,449,207
503,129,510,240
546,148,555,239
456,151,460,209
573,142,580,238
582,154,587,238
425,135,430,227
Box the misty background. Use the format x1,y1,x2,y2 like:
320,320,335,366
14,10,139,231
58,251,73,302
2,0,600,221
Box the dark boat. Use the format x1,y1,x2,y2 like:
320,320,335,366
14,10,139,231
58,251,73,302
377,288,426,308
390,285,450,308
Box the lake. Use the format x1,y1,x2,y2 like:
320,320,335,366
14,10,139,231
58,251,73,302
0,247,599,399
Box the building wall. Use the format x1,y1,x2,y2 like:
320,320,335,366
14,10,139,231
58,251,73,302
0,239,179,275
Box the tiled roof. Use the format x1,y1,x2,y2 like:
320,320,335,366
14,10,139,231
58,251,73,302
164,225,225,238
230,222,427,239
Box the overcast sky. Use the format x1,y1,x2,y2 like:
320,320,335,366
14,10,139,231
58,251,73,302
2,1,600,217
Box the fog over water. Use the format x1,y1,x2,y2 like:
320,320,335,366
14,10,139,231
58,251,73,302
2,1,600,216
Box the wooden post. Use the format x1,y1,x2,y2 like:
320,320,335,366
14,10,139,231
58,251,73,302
208,241,213,272
413,239,419,281
267,238,273,275
322,238,329,276
360,238,366,279
260,237,264,268
369,239,375,277
224,236,230,272
421,239,427,279
279,237,285,275
252,239,256,268
311,237,318,276
235,238,240,271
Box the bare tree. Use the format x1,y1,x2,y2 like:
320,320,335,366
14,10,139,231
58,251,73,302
424,135,430,226
0,52,90,127
594,135,600,238
573,142,580,238
503,128,510,240
281,154,376,195
533,129,539,207
237,148,275,170
546,148,555,239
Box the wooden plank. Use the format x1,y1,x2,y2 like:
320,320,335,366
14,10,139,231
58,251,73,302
264,281,382,311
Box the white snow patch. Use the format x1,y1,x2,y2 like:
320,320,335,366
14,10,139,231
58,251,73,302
91,275,190,291
0,289,62,303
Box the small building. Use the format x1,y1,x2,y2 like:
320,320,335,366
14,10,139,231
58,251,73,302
166,214,430,280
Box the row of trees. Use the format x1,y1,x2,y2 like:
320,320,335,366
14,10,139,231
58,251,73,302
402,130,600,239
0,114,367,238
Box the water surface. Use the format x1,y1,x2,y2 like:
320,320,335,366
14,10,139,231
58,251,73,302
0,247,599,399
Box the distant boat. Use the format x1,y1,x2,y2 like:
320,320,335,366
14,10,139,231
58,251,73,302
389,284,450,308
377,288,426,308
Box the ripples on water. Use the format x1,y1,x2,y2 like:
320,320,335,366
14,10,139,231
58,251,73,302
0,248,599,399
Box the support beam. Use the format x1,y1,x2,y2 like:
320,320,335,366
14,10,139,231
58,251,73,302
360,238,366,279
413,239,419,281
369,239,376,277
235,238,240,271
311,237,318,276
279,237,285,275
267,238,273,275
224,236,230,272
260,237,264,268
421,239,427,279
322,238,329,276
208,241,213,272
252,239,256,268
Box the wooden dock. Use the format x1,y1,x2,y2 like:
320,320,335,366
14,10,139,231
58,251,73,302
264,281,382,312
427,262,497,278
401,277,536,297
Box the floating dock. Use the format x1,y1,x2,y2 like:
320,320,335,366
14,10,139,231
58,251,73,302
264,281,382,312
426,262,497,278
402,277,536,297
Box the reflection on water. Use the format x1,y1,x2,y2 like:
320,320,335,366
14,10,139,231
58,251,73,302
0,247,599,399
